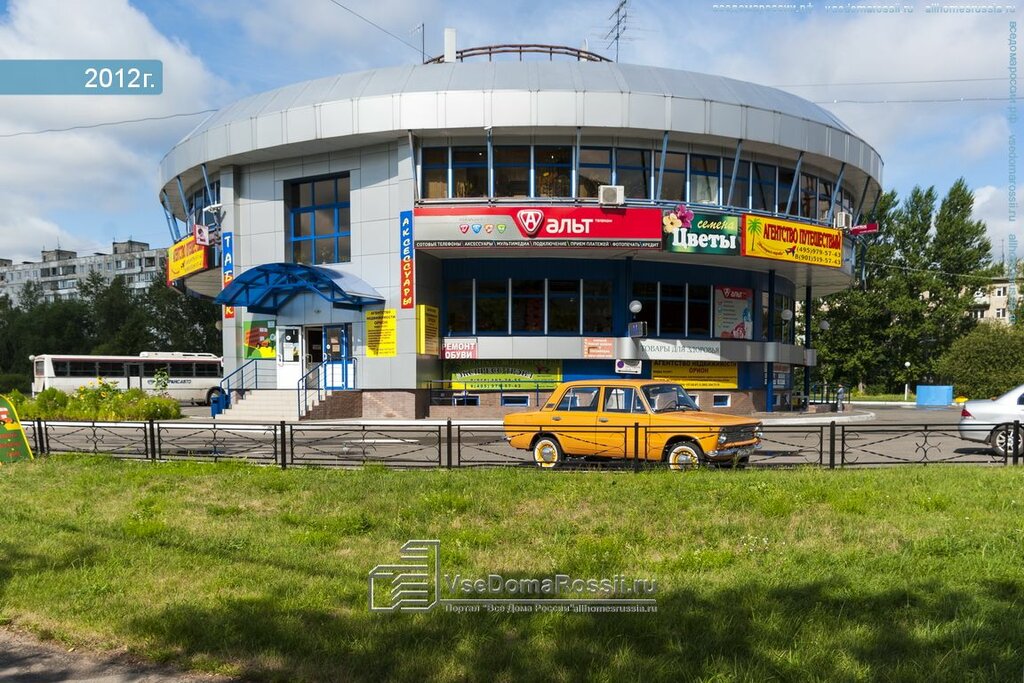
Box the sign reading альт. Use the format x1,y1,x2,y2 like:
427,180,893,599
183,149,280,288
742,215,843,268
0,395,33,464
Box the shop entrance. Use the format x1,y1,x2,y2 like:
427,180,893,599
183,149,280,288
305,324,354,390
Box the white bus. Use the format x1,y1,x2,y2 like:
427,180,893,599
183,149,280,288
31,352,224,405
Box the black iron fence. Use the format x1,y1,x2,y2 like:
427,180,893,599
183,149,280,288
22,418,1023,470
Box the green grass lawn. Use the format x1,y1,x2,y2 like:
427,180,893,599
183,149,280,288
1,456,1023,682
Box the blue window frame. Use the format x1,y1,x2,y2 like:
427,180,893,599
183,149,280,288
690,155,721,205
288,174,351,266
422,147,449,198
752,163,776,212
656,151,686,201
577,147,611,198
616,148,652,199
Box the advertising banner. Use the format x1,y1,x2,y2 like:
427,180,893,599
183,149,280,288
243,320,276,359
222,231,234,319
713,286,754,339
166,234,209,284
417,305,440,356
366,309,397,358
442,338,478,359
663,208,741,255
582,337,615,359
0,396,33,464
742,215,843,268
446,360,562,390
399,211,414,309
414,206,662,249
638,339,722,361
652,361,738,389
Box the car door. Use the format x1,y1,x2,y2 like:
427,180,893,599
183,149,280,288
595,386,651,459
550,386,601,456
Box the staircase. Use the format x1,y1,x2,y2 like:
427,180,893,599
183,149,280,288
216,390,304,422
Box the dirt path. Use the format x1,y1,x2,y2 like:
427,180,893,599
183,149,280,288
0,629,232,683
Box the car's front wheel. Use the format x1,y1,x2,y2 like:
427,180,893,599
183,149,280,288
532,436,563,468
665,441,703,470
990,424,1024,457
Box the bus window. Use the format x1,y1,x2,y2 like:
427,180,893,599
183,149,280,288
68,361,98,377
34,360,44,376
169,363,194,377
194,363,220,377
144,363,166,377
97,362,126,377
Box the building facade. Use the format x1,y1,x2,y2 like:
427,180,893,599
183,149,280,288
0,241,167,306
159,44,883,418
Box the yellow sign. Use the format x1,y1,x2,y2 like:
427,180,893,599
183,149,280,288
742,215,843,268
166,235,209,283
367,309,397,358
417,305,439,356
0,395,33,464
447,360,562,390
652,361,738,389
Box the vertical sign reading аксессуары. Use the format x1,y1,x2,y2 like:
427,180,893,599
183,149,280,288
400,211,414,308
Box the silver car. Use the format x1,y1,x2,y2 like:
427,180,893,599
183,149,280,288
958,384,1024,456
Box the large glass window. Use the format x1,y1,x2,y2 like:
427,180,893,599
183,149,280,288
422,147,449,199
690,155,720,205
774,294,794,342
578,147,611,198
687,284,711,337
752,163,776,212
617,149,651,199
817,179,834,222
452,146,488,198
660,284,686,334
493,146,530,198
583,281,612,333
799,173,818,219
447,280,473,334
777,168,795,214
632,282,658,332
476,279,508,333
288,174,351,265
511,280,545,333
727,161,750,210
548,280,580,333
657,151,686,201
535,146,572,197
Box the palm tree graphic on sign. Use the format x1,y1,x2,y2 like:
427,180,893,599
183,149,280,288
746,217,763,250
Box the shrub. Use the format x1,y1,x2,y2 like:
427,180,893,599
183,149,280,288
934,323,1024,399
0,373,30,394
11,381,182,421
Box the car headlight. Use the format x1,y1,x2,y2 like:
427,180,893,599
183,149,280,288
754,425,764,440
718,432,727,444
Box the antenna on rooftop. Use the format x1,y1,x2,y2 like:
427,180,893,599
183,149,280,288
604,0,630,63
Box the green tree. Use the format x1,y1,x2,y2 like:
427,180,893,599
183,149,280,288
815,180,994,392
935,322,1024,398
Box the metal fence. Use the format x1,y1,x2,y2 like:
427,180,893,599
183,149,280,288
22,418,1023,470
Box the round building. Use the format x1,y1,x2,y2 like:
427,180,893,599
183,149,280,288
159,42,882,419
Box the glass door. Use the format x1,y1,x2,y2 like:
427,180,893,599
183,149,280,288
324,324,354,389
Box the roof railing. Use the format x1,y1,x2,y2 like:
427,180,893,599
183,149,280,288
424,44,611,65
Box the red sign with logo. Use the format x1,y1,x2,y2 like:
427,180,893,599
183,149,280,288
442,338,478,359
414,206,662,248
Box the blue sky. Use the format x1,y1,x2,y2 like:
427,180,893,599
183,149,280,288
0,0,1016,263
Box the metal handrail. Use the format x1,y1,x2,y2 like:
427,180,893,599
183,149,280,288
213,359,259,415
298,361,326,419
423,43,610,64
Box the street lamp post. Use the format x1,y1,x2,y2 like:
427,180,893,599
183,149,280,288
904,360,911,401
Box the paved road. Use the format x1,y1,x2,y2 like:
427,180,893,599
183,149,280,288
0,629,226,683
35,402,1010,468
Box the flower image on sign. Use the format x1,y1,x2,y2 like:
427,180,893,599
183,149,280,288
0,395,33,464
714,286,753,339
742,215,843,268
663,207,740,255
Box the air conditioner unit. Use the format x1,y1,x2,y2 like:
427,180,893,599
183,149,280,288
598,185,625,206
833,211,853,230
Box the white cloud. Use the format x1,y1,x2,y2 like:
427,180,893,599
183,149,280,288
958,115,1011,162
0,0,221,262
973,184,1020,263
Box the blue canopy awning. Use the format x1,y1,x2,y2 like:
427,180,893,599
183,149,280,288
214,263,384,314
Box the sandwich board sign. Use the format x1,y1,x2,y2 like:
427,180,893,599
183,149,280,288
0,396,33,464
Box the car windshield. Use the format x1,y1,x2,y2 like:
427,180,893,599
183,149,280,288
643,384,700,413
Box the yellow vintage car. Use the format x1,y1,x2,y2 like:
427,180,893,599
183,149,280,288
503,379,762,469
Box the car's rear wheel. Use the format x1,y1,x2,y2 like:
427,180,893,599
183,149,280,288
665,441,703,470
532,436,563,468
990,424,1024,457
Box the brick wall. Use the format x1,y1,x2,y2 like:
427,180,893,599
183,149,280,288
301,391,363,420
362,390,426,419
